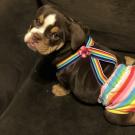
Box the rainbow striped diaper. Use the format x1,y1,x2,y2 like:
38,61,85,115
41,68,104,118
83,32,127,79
98,64,135,114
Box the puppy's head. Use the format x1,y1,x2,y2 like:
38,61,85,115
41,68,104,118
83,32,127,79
24,5,86,55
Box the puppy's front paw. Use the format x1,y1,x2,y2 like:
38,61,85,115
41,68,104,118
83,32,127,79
52,84,70,96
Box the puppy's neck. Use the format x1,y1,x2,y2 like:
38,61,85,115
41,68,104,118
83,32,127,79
52,41,76,65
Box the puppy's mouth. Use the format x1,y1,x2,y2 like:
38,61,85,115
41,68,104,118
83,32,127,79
25,38,38,51
24,33,41,51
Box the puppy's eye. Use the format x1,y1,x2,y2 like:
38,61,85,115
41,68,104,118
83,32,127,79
50,33,60,41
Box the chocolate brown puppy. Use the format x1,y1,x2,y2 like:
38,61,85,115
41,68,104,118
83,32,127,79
24,4,135,126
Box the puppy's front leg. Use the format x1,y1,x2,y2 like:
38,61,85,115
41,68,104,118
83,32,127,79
52,84,70,96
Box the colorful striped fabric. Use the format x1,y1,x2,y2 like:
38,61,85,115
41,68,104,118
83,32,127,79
56,36,117,85
98,64,135,114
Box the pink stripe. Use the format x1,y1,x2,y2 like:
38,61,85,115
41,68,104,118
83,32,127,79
110,67,135,107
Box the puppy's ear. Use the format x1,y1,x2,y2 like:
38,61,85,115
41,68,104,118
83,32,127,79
69,22,86,50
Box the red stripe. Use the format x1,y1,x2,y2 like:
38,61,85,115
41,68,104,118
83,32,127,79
109,67,135,104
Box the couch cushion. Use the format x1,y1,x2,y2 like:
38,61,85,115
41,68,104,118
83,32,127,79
41,0,135,52
0,64,20,114
0,0,38,114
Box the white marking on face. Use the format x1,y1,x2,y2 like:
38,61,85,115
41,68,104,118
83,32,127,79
24,14,56,42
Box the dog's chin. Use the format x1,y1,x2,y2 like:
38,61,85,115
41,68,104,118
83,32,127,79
27,42,37,51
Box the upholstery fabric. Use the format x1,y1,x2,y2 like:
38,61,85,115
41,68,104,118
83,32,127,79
0,0,38,114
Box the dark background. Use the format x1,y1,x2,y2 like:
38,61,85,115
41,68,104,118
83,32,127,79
0,0,135,135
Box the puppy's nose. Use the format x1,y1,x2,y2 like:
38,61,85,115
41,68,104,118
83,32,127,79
32,33,42,42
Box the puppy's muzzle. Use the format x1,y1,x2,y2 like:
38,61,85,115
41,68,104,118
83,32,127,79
24,33,42,51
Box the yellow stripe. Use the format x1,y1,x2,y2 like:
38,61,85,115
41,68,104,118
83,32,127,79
107,109,128,114
89,39,94,46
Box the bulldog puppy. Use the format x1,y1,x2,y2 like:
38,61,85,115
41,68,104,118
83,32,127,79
24,4,135,126
24,4,89,96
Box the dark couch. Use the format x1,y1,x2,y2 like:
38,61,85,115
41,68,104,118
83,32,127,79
0,0,135,135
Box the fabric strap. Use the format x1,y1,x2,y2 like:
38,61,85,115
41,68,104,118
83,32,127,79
56,36,118,85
